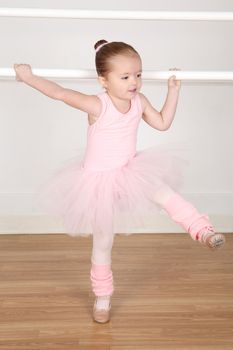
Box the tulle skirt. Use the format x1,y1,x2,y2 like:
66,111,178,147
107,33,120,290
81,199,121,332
36,143,190,237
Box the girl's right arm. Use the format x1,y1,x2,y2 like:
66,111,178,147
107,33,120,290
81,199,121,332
13,64,101,116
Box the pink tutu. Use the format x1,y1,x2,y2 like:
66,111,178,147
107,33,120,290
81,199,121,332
36,143,189,237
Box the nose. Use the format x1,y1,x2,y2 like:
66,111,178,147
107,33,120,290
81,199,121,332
130,75,137,85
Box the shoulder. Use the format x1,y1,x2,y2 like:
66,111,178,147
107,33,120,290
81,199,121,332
85,94,103,117
138,92,151,113
60,89,102,116
96,91,108,108
97,90,107,99
96,91,108,115
87,92,107,118
88,92,108,126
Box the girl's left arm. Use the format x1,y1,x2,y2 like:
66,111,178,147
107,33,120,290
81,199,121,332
140,68,181,131
160,70,181,130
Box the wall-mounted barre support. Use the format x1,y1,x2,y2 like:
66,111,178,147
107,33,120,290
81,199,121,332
0,8,233,21
1,68,233,81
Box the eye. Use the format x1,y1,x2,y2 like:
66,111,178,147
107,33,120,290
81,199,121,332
121,76,129,80
137,73,142,78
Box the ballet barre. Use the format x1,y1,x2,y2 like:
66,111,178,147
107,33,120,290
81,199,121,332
0,8,233,21
1,68,233,82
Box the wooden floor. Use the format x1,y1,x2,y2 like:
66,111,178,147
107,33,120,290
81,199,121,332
0,233,232,350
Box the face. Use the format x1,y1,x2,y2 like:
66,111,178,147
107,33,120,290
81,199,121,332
99,54,142,101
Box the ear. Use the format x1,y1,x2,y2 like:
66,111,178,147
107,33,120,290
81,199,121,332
98,75,108,89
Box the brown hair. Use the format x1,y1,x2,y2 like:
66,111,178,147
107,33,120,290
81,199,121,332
94,39,140,77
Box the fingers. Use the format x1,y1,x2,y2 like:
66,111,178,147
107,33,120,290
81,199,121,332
169,68,181,71
168,68,180,80
168,75,177,81
14,63,31,68
13,63,25,81
14,63,20,71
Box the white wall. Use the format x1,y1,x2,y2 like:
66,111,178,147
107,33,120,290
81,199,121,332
0,0,233,233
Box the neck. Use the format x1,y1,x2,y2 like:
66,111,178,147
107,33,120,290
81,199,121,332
106,92,131,114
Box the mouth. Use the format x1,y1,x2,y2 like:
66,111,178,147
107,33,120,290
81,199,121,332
128,88,137,93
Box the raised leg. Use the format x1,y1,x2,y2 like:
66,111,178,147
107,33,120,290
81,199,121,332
153,185,216,241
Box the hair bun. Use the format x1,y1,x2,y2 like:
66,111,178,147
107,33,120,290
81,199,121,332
94,39,108,51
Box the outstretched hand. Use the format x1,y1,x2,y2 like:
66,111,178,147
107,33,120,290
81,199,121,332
13,63,33,82
168,67,181,92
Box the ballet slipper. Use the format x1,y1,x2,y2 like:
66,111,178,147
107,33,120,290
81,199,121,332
93,296,111,323
198,227,226,249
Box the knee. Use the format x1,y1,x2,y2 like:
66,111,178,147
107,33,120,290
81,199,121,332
153,185,177,207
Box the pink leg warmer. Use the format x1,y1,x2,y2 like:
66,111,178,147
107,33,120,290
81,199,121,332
90,260,114,297
162,192,215,241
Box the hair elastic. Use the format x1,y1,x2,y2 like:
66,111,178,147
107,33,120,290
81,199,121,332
95,42,109,53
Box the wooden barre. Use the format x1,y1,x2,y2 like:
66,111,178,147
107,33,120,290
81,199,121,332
1,68,233,81
0,8,233,21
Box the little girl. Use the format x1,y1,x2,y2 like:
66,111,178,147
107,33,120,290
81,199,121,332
14,39,225,324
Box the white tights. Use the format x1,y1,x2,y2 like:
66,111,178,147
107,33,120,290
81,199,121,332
152,184,177,207
91,228,115,265
91,184,176,265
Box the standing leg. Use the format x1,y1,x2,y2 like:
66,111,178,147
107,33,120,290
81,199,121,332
90,229,114,323
153,184,225,248
90,229,115,297
90,186,115,297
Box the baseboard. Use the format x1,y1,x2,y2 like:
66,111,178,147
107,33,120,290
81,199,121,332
0,212,232,234
0,192,232,234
